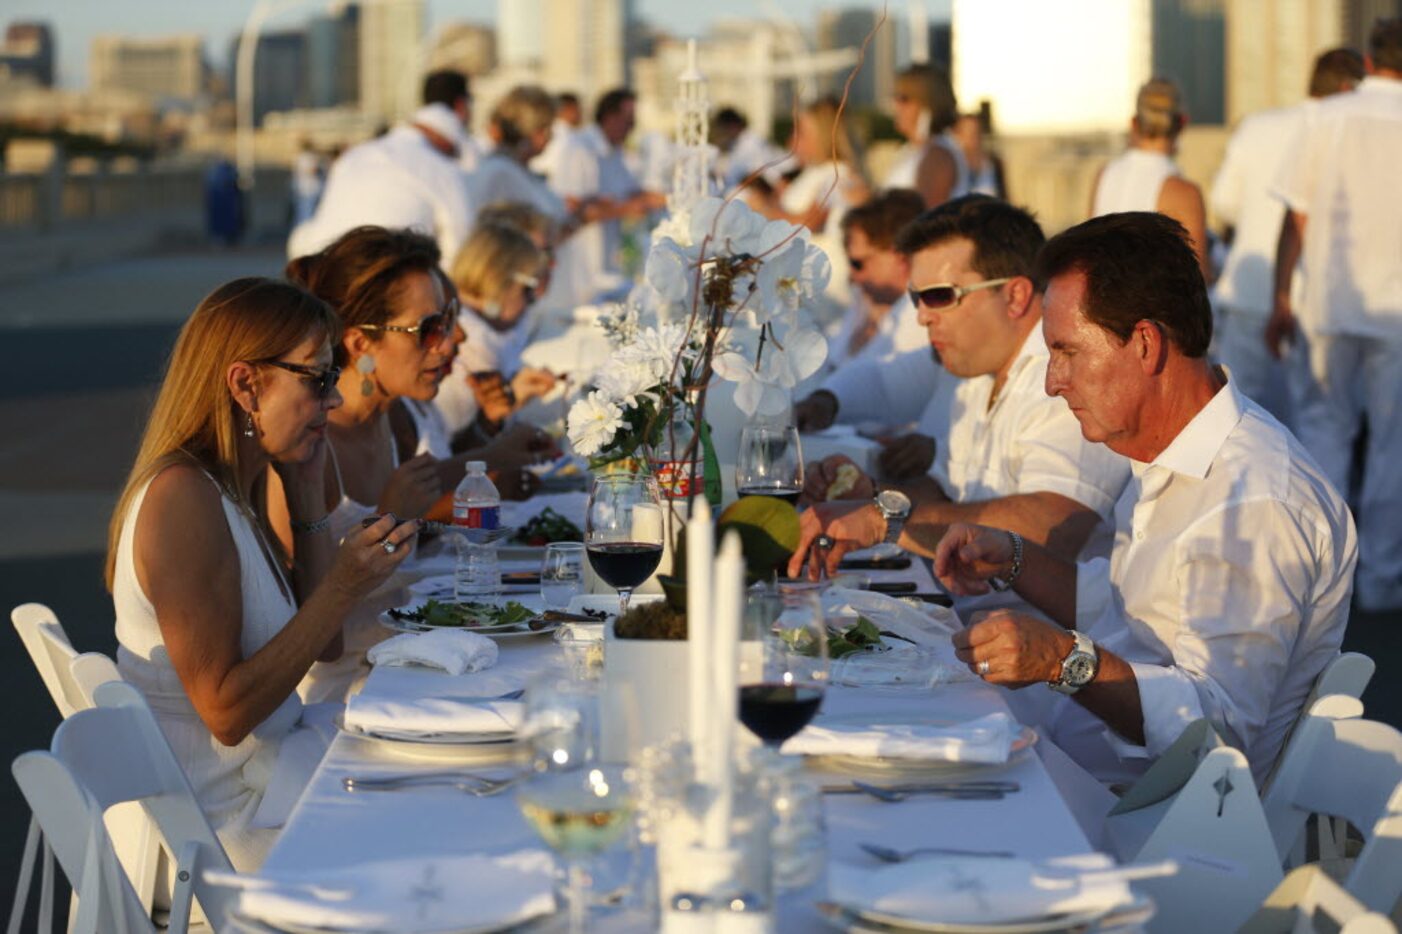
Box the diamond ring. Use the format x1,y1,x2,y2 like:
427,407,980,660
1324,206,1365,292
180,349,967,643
382,540,398,555
977,659,990,676
815,534,836,551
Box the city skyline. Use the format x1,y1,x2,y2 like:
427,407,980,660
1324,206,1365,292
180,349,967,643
0,0,953,91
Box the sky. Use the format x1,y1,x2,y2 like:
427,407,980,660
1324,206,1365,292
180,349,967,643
2,0,952,90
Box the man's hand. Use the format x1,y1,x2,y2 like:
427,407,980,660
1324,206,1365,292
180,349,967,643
1264,299,1297,361
787,500,885,580
793,391,838,432
933,522,1016,595
800,454,875,506
878,433,935,480
952,610,1073,688
468,370,514,424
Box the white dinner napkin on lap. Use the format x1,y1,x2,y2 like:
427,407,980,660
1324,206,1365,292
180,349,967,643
830,853,1133,926
367,629,498,675
212,850,555,933
783,711,1016,763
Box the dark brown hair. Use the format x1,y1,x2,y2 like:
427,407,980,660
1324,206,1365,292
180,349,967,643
1371,17,1402,72
286,226,441,366
894,194,1045,280
841,188,926,250
1309,48,1364,96
1035,211,1211,358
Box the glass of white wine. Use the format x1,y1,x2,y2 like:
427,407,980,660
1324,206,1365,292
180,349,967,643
517,765,634,934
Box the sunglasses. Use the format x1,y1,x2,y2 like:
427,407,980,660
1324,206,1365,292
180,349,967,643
357,301,458,347
847,256,865,272
513,272,540,304
261,360,342,399
908,277,1013,311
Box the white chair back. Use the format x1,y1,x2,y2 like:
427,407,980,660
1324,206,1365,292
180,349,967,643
71,652,122,708
1263,697,1402,916
11,604,89,718
1261,652,1375,794
1239,865,1398,933
12,682,237,932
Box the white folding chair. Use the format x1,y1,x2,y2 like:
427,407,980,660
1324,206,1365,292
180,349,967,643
12,682,237,933
1239,865,1398,934
9,603,160,915
1262,696,1402,917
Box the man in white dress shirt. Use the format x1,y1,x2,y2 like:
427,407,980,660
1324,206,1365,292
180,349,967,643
529,92,581,184
933,212,1357,784
789,196,1131,573
287,71,474,267
1209,48,1362,423
1268,18,1402,612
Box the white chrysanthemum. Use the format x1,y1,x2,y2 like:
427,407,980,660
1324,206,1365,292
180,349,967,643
595,359,661,409
566,391,625,458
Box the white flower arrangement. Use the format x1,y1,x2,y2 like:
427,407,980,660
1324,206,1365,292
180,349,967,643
567,195,830,464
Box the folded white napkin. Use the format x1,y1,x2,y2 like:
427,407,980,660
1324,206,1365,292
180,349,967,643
213,850,555,933
367,629,498,676
829,853,1132,926
783,711,1016,763
345,665,527,736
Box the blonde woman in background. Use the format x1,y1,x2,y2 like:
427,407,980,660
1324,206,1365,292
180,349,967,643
763,97,869,239
1090,77,1210,279
466,86,573,233
108,277,419,868
434,222,559,446
885,64,969,207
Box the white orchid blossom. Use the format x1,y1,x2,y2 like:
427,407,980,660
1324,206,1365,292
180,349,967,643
566,391,626,458
711,318,828,417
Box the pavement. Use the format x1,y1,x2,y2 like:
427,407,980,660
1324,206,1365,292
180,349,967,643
0,242,1399,918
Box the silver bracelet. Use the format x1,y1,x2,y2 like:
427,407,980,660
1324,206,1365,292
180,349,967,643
290,514,331,534
988,531,1024,592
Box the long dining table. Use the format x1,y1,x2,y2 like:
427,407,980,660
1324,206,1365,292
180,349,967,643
258,532,1127,932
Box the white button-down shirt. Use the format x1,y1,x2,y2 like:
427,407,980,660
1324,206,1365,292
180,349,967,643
549,125,638,306
465,152,567,228
822,294,931,395
287,125,474,267
1074,378,1357,783
1273,76,1402,338
1210,102,1311,317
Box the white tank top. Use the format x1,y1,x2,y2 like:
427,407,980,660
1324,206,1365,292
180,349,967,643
1092,149,1179,216
114,468,301,869
881,134,971,202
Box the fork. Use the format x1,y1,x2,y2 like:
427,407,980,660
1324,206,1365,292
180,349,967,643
341,771,525,796
851,780,1008,802
419,522,519,545
860,842,1015,863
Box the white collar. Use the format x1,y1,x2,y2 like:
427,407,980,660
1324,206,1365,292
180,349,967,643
1137,376,1244,480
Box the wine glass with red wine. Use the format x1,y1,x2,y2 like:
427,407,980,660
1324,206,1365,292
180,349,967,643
735,423,804,507
585,473,665,618
737,587,829,749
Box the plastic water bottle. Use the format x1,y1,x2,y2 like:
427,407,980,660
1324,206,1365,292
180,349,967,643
453,461,501,601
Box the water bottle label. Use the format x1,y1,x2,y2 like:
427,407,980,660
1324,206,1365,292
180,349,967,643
649,458,701,500
454,505,501,529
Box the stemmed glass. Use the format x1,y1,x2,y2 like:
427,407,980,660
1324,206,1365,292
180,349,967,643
585,473,664,618
736,422,804,506
738,587,829,750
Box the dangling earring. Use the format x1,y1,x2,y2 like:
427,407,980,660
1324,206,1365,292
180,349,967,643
243,411,256,438
356,353,376,397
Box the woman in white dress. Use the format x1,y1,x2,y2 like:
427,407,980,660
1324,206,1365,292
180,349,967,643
885,64,969,208
466,86,572,235
108,278,420,868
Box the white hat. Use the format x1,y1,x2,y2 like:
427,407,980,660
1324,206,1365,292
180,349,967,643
411,102,466,150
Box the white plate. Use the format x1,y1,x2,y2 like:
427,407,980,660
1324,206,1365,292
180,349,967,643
804,712,1037,779
228,908,553,934
337,718,525,764
818,896,1152,933
378,604,559,640
564,593,663,623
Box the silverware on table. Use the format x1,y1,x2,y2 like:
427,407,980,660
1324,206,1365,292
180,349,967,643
341,771,525,796
823,779,1020,798
859,842,1016,863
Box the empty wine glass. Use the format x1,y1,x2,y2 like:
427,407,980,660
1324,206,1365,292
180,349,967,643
585,473,664,618
737,586,829,750
542,542,586,610
736,423,804,506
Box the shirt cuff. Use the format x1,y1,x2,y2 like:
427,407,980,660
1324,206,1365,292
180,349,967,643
1100,661,1207,761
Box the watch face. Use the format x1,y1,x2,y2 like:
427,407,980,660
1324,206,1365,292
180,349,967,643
1065,654,1096,687
876,489,911,515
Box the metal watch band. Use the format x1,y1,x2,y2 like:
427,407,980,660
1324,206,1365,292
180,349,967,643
987,530,1023,592
290,514,332,534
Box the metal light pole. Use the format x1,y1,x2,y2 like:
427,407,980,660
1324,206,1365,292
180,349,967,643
235,0,318,191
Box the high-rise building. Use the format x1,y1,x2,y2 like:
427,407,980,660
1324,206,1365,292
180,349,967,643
256,31,307,123
1153,0,1226,125
90,35,207,102
498,0,543,68
540,0,631,102
359,0,425,123
0,22,55,87
429,22,496,77
1224,0,1345,123
307,3,360,109
817,9,899,109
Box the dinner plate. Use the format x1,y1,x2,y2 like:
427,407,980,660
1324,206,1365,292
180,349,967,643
378,606,560,640
804,712,1037,779
817,895,1154,933
228,907,554,934
336,715,525,763
564,593,663,623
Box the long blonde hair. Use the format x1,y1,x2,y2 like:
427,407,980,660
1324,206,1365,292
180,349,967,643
105,277,339,588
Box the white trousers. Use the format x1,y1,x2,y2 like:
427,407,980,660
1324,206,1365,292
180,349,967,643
1211,305,1293,428
1288,329,1402,610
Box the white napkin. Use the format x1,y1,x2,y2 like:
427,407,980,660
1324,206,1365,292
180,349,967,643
822,588,974,688
783,711,1016,763
249,702,340,830
345,665,526,736
829,853,1133,926
367,629,498,676
213,850,554,933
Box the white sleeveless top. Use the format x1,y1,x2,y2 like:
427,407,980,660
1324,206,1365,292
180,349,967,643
881,133,971,202
114,470,301,870
1092,149,1179,216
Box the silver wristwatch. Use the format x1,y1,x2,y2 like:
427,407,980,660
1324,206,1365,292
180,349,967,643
874,489,911,545
1049,631,1099,695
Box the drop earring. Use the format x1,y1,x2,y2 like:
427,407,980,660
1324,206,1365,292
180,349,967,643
244,412,256,438
356,353,376,397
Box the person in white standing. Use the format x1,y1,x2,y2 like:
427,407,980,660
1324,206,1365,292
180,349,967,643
1209,48,1363,424
1090,78,1210,280
529,91,582,184
1268,18,1402,612
465,85,569,231
712,106,786,194
884,64,969,207
287,70,475,270
931,212,1356,785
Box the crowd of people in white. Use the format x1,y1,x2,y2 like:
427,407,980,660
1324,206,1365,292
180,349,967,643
88,16,1401,876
